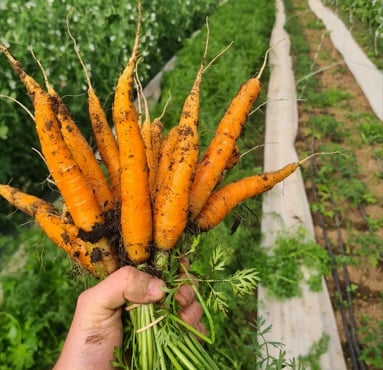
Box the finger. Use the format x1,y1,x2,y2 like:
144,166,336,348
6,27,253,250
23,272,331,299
81,266,166,313
175,283,195,307
178,300,203,328
178,256,190,271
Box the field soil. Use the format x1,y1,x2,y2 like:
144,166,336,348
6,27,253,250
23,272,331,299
288,0,383,369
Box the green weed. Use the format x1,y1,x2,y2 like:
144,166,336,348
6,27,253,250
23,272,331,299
358,316,383,368
254,228,330,299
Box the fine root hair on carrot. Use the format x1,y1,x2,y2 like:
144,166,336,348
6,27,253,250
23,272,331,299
255,38,285,80
0,94,35,121
240,144,263,159
298,151,345,166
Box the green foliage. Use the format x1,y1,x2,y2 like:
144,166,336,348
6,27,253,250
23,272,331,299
307,114,347,142
358,316,383,368
359,116,383,144
0,226,97,370
297,333,330,370
254,228,330,298
0,0,221,217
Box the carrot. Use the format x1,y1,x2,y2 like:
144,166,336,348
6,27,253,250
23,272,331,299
51,91,114,212
0,44,103,233
0,184,118,276
136,73,159,197
225,144,241,171
113,2,152,263
195,162,299,231
154,124,179,195
188,77,261,219
153,25,209,251
150,118,164,187
65,17,121,205
31,49,114,213
188,51,271,220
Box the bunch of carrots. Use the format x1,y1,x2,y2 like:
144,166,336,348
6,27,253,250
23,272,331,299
0,3,309,368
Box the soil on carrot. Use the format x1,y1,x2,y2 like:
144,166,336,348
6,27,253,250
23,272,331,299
285,1,383,369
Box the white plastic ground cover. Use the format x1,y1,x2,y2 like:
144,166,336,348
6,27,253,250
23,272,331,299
257,0,347,368
309,0,383,121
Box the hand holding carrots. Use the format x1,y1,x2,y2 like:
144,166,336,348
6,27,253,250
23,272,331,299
53,265,204,370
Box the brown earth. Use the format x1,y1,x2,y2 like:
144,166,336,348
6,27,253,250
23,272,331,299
288,1,383,369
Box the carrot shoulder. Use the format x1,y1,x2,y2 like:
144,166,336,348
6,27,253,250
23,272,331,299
113,5,152,263
195,162,299,231
189,76,262,220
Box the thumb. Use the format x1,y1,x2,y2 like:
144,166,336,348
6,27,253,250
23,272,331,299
83,266,166,312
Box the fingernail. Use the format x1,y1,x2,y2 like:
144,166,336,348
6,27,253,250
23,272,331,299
148,278,165,298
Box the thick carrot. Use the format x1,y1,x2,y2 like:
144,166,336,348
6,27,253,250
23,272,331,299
189,76,262,220
0,44,103,233
113,2,152,263
153,27,209,250
65,18,121,205
195,162,299,231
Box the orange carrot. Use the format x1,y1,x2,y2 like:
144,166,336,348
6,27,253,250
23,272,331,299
32,49,114,213
113,2,152,263
50,90,114,213
189,76,262,220
137,75,158,197
154,124,179,195
0,184,118,276
153,26,209,250
65,18,121,205
225,144,241,171
150,118,164,190
195,162,299,231
0,44,103,233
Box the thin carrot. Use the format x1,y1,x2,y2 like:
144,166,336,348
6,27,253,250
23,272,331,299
137,73,158,197
113,1,152,263
195,162,299,231
31,49,114,213
150,118,164,189
189,51,270,220
0,44,103,233
0,184,118,275
153,24,209,251
65,16,121,205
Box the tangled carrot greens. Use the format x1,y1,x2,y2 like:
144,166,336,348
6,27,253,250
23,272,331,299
0,2,312,368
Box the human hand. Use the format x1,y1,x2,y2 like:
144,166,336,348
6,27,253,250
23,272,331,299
53,264,204,370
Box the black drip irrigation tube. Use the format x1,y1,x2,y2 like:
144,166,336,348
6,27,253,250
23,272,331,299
307,157,367,370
